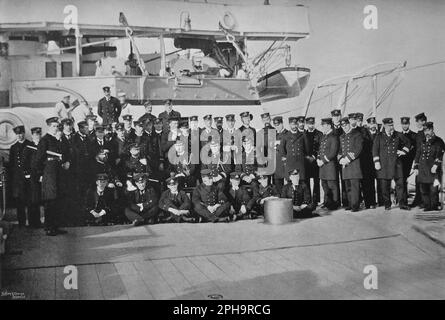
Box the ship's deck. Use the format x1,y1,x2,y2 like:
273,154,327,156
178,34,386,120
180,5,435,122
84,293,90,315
2,208,445,300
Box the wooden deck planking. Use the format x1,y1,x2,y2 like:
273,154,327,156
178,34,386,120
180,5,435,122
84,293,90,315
77,264,104,300
133,260,177,300
29,267,56,300
114,262,154,300
95,263,129,300
55,266,80,300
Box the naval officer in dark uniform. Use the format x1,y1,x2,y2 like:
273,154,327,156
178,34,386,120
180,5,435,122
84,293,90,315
9,125,32,227
281,116,309,186
158,177,193,223
23,127,43,228
272,116,288,194
338,117,363,212
413,122,445,211
305,116,322,206
98,86,121,126
372,118,411,211
317,118,340,210
33,117,69,236
192,169,230,222
158,99,181,131
411,112,428,207
400,116,417,204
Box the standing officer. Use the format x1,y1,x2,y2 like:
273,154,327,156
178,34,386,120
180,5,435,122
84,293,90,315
366,117,383,206
400,116,417,204
98,86,121,126
192,169,231,222
331,109,343,136
338,117,363,212
9,125,31,227
23,127,43,228
72,121,91,205
356,115,376,209
138,101,157,124
124,173,159,226
222,114,240,173
238,111,256,144
317,118,340,210
85,114,97,139
122,114,136,141
281,116,309,187
33,117,70,236
413,122,445,211
305,116,322,206
257,112,274,176
158,99,181,131
272,116,288,194
373,118,411,211
158,177,193,223
411,112,428,207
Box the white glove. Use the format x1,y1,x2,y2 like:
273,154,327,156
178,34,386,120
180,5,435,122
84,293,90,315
25,175,31,179
413,169,419,176
240,205,247,214
139,158,147,165
316,159,324,167
39,176,43,183
431,164,438,174
397,150,405,157
434,179,441,187
375,162,381,170
108,183,115,188
126,180,137,191
137,203,144,212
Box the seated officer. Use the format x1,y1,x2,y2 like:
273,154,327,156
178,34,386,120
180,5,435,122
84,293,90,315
192,169,230,223
226,172,252,221
91,148,122,189
256,171,279,215
281,169,313,218
125,173,159,226
122,114,136,140
123,143,151,184
85,173,117,226
158,177,194,223
239,171,260,216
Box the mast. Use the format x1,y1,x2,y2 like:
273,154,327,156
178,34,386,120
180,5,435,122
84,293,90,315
159,33,166,77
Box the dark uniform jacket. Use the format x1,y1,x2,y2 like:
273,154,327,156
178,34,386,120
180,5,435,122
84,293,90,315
274,128,288,179
356,126,375,178
158,110,181,131
9,140,32,199
133,133,150,158
192,183,228,207
33,133,68,201
222,128,241,169
72,132,91,182
280,183,311,206
125,187,158,214
123,156,151,180
305,129,323,178
23,141,41,203
414,135,445,184
372,130,411,180
124,127,136,141
281,130,309,180
88,137,113,160
240,181,259,209
318,131,339,181
257,124,274,167
401,130,417,176
257,184,279,201
85,187,116,215
159,189,191,212
225,186,251,211
138,113,157,124
332,124,344,137
98,96,121,125
91,160,121,186
339,129,363,180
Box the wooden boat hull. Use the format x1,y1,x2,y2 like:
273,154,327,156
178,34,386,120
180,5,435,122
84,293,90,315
257,67,311,103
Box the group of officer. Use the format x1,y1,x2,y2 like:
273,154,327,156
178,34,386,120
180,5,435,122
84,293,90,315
7,85,445,235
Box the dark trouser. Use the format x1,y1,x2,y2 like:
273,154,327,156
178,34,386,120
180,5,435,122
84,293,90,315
15,198,27,226
345,179,360,210
194,202,230,222
321,180,339,209
376,179,384,206
361,176,376,207
273,177,285,195
412,176,423,206
307,177,320,205
339,170,349,207
125,207,159,223
160,209,194,223
44,199,59,230
420,183,439,210
28,203,41,227
380,178,405,208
